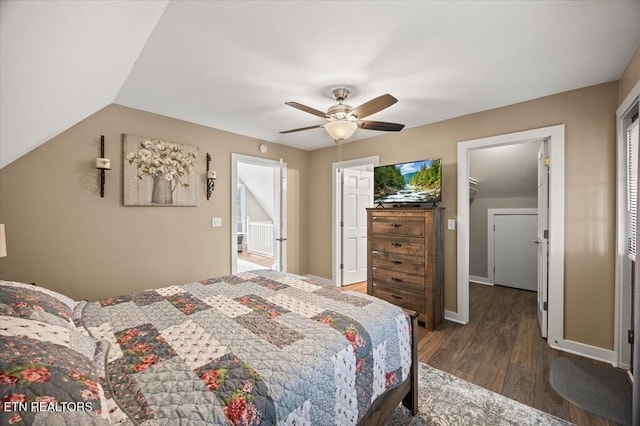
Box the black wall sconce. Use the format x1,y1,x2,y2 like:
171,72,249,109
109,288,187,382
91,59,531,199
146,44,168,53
96,135,111,197
206,153,216,200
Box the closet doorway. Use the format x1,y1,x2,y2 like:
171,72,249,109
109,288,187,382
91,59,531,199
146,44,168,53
457,125,565,347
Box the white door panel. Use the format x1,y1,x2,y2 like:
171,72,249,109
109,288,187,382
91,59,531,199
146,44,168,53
494,213,538,291
346,238,358,274
358,194,369,274
342,169,373,285
275,158,287,272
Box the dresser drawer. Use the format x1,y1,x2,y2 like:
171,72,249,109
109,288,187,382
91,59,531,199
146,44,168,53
371,236,424,256
372,287,425,313
370,216,424,237
372,268,425,293
371,251,425,276
367,207,444,331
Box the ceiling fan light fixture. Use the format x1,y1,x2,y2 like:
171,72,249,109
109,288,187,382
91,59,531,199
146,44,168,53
325,120,358,142
282,89,403,138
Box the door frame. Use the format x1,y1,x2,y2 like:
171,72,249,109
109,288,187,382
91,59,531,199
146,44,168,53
456,125,565,349
615,80,640,370
332,155,379,286
537,141,550,338
231,153,287,274
487,208,538,287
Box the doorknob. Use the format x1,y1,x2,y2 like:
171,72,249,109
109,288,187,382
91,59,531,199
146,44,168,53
531,239,540,244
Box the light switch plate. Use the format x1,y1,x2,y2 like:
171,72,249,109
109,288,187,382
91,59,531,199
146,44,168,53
447,219,456,230
211,217,222,227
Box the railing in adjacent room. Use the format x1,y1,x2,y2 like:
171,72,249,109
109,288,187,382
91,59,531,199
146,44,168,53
247,220,274,258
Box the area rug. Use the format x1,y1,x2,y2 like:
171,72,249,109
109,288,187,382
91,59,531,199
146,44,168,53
549,357,632,426
386,363,570,425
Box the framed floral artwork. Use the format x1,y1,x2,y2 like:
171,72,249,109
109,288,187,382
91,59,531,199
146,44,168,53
123,134,199,206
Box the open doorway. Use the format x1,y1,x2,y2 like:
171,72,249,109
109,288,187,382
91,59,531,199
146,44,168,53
468,143,540,289
457,125,565,348
616,81,639,372
231,154,287,274
469,142,545,340
332,156,379,286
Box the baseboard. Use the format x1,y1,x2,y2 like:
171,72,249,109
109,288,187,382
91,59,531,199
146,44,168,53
618,360,631,370
550,339,616,366
444,310,467,324
469,275,493,286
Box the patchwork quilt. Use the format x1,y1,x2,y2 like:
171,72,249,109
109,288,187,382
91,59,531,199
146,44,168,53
79,271,413,425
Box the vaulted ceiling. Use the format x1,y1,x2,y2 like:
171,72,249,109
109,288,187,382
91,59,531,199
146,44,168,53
2,1,639,169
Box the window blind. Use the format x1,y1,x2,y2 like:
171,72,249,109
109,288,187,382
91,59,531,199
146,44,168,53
627,120,639,259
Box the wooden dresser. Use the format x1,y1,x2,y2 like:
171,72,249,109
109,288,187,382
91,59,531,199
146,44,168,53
367,208,444,330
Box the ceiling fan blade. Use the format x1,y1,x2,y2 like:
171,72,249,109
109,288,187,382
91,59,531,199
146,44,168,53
358,120,405,132
349,94,398,119
280,124,324,134
284,102,327,118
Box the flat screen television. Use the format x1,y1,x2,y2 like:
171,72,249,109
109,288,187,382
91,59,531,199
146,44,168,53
374,159,442,205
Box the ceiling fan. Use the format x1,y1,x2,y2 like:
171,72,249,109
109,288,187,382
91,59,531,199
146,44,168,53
280,88,405,143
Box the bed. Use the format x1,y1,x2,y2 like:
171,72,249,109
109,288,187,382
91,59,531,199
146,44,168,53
0,270,417,425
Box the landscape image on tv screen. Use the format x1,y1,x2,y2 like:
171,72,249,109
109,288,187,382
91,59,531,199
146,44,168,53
374,159,441,204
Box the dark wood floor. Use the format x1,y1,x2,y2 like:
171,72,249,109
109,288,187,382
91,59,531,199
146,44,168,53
346,281,617,425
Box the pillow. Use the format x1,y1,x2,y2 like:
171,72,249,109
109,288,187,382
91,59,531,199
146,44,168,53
0,280,76,329
0,316,111,425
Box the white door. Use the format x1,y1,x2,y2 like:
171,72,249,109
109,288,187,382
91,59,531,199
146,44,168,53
275,158,287,272
494,213,538,291
537,142,549,338
341,169,373,285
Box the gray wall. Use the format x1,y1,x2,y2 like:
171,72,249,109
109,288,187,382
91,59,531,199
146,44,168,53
469,196,537,279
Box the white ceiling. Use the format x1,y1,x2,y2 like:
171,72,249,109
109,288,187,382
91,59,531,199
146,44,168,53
1,1,639,169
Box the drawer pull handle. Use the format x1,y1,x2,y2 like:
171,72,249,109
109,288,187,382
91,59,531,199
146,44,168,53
392,278,403,282
391,295,402,299
391,260,402,265
391,223,402,228
391,243,402,247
